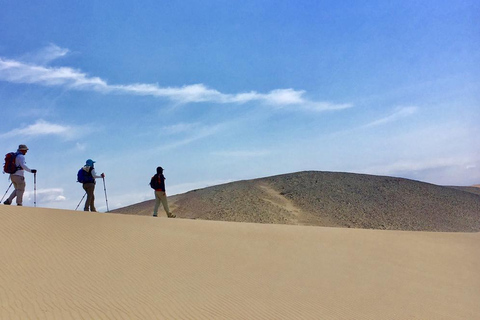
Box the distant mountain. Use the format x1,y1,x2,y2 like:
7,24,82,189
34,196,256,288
112,171,480,232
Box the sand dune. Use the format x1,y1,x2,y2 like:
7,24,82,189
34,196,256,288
1,205,479,319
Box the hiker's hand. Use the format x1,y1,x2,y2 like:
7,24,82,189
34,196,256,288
31,169,37,174
101,173,105,178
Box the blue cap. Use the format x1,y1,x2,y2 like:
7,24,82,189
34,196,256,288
86,159,96,166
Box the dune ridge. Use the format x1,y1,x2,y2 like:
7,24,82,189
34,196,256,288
1,205,479,319
113,171,480,232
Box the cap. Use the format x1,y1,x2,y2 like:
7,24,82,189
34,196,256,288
86,159,96,166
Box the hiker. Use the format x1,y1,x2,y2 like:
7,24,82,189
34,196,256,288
4,144,37,206
150,166,175,218
78,159,104,212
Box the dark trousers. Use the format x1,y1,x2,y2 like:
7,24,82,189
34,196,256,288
83,182,96,212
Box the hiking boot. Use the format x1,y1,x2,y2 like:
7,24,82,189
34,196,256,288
3,200,11,205
16,204,22,206
168,213,176,218
153,214,158,217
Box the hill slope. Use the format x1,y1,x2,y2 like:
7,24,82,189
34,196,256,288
112,171,480,232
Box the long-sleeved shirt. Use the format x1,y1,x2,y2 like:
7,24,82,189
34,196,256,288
83,166,103,180
12,153,32,177
153,174,166,192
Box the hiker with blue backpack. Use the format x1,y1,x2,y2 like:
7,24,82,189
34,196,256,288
3,144,37,206
77,159,105,212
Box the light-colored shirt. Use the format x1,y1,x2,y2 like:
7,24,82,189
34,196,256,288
12,153,32,177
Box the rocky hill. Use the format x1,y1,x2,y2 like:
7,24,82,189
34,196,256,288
112,171,480,232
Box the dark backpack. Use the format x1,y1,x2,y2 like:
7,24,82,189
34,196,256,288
3,152,18,174
77,167,94,183
150,174,162,190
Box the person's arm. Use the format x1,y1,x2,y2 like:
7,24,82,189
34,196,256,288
90,168,104,179
17,154,33,173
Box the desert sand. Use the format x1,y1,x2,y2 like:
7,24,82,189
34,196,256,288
1,205,479,319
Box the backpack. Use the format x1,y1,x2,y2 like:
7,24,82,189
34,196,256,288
77,167,94,183
3,152,18,174
150,174,162,190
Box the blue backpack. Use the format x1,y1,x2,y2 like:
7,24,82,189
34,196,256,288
77,167,94,183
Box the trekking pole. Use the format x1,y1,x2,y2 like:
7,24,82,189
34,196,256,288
75,193,87,211
102,177,109,212
1,182,13,203
34,172,37,207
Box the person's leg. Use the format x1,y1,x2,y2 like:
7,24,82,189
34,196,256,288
14,176,26,205
89,184,96,212
8,175,25,205
83,184,90,211
5,177,17,204
83,183,95,211
153,191,161,216
159,192,175,218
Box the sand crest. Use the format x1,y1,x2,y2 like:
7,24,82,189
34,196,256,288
1,205,479,319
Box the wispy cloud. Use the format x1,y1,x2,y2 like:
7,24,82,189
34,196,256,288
365,106,418,128
0,58,107,89
24,188,66,203
211,150,271,158
0,119,82,140
0,45,352,112
358,157,480,185
161,122,201,135
157,123,226,150
361,158,461,176
19,44,69,65
75,142,87,151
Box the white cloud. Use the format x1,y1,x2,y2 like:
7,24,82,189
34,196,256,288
263,88,305,105
365,106,418,127
0,119,82,140
24,188,66,203
19,44,69,65
0,57,107,90
0,46,352,112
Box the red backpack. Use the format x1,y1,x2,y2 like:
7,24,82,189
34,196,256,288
3,152,18,174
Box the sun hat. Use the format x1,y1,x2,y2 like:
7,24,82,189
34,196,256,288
18,144,29,151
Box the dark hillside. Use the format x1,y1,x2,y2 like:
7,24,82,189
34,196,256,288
112,171,480,232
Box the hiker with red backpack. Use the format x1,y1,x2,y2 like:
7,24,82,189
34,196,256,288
3,144,37,206
150,166,175,218
77,159,105,212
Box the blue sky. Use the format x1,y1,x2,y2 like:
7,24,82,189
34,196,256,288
1,0,479,211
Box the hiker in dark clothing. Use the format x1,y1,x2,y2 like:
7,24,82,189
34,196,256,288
79,159,104,212
151,166,175,218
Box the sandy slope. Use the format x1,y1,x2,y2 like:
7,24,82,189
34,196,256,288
1,205,479,319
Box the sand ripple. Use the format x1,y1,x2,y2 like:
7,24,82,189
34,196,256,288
1,205,479,319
